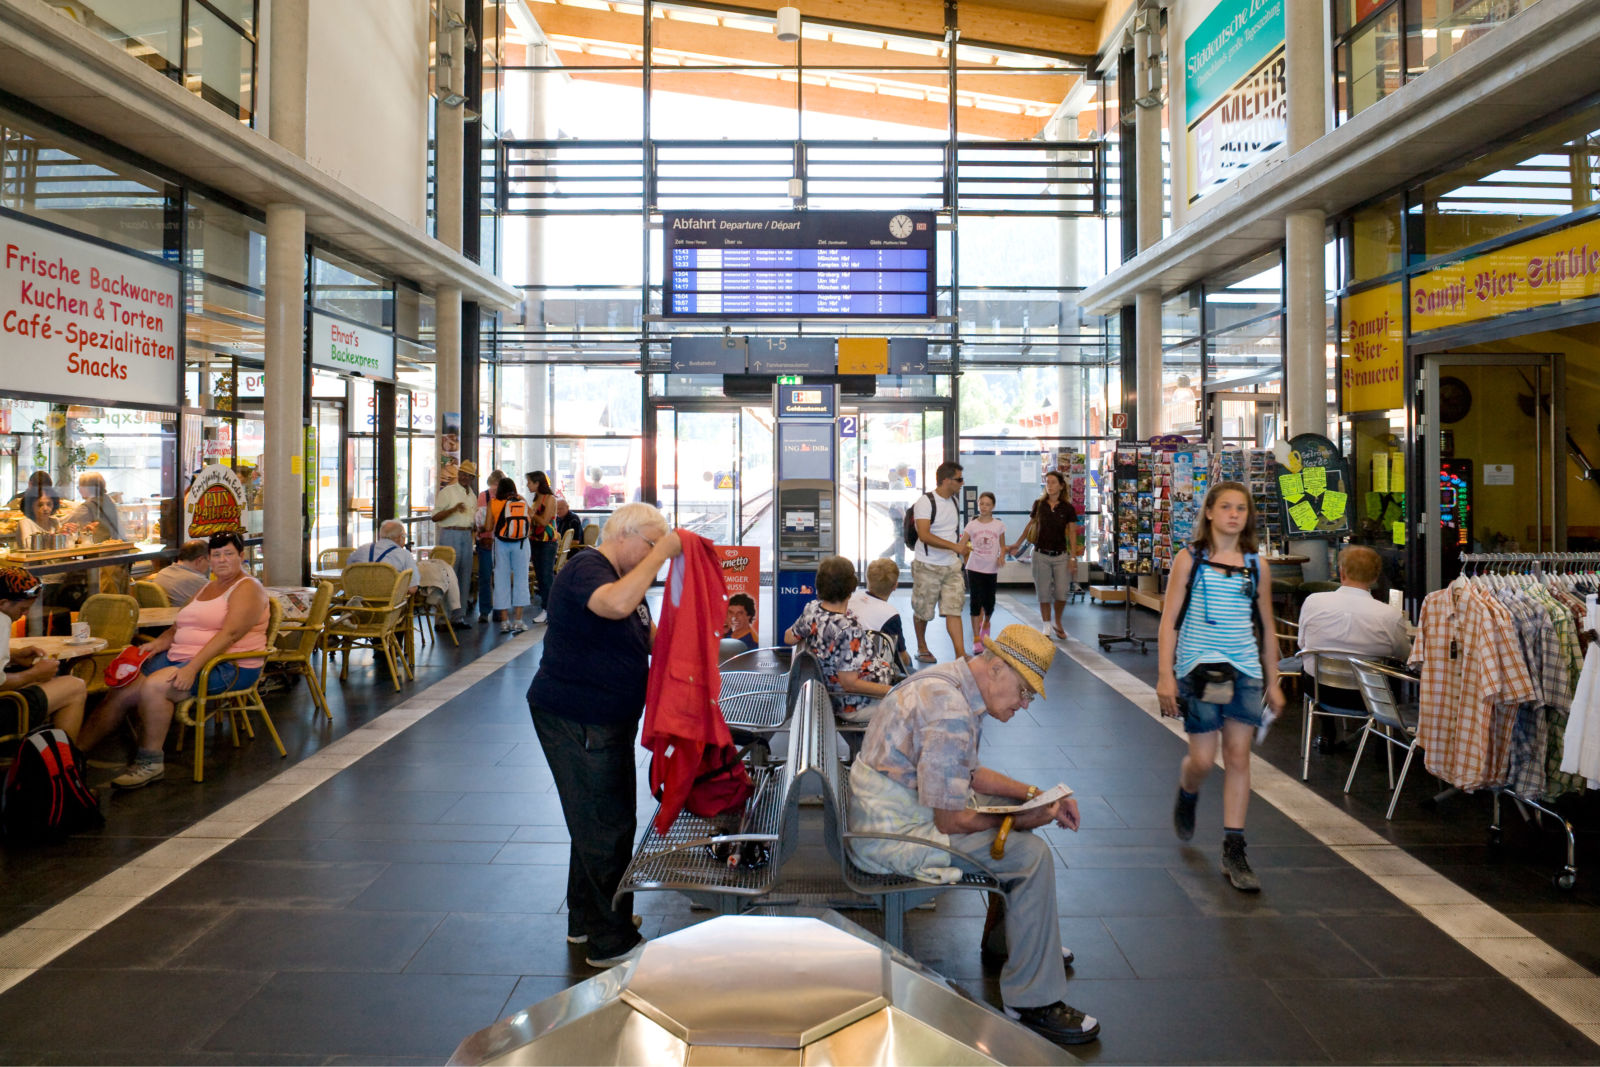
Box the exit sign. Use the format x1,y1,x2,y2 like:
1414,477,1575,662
776,375,802,385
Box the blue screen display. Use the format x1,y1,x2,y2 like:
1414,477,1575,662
778,421,834,481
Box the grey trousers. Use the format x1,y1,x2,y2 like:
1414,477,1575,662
947,827,1069,1009
437,527,474,620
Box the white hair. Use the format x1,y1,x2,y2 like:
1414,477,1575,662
601,502,668,545
379,520,407,542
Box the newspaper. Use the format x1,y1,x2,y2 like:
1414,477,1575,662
971,783,1073,815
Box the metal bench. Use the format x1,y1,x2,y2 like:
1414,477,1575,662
615,680,818,913
809,681,1002,950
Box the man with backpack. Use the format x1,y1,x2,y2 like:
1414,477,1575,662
908,461,971,663
0,565,88,743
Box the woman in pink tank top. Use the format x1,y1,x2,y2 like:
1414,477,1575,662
76,532,271,789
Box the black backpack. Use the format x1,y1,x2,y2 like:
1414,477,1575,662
901,492,936,550
2,726,104,844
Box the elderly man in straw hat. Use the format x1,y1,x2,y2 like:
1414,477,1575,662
848,623,1097,1047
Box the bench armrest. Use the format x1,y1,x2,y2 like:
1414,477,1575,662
841,829,1003,880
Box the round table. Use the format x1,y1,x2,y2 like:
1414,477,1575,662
138,607,183,630
14,636,107,660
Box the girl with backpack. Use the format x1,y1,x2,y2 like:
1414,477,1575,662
490,476,532,635
526,470,559,626
1155,480,1284,893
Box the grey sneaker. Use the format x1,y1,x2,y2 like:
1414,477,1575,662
585,939,645,969
511,622,527,635
1221,835,1261,892
111,758,164,790
1005,1002,1100,1046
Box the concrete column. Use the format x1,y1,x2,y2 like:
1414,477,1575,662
1285,209,1328,438
263,204,306,585
267,0,308,156
1133,14,1164,253
1283,0,1329,439
435,0,466,253
436,285,463,464
1136,288,1163,437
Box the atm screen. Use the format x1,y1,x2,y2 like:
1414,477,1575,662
778,421,834,481
783,510,817,533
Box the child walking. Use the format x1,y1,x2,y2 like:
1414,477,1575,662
1155,481,1284,892
960,491,1006,656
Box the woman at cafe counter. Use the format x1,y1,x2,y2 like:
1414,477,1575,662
60,472,123,543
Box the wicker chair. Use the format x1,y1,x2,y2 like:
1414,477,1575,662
71,594,139,697
131,581,170,608
0,691,29,745
172,598,284,783
267,581,335,720
553,529,576,573
324,564,414,691
317,547,354,570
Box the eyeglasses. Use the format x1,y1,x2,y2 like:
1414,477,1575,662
952,476,964,483
1003,661,1033,705
17,584,40,599
638,532,659,549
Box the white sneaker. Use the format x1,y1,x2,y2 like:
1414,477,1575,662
531,610,547,625
585,940,646,969
111,758,164,789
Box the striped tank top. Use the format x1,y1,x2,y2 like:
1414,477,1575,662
1174,555,1262,680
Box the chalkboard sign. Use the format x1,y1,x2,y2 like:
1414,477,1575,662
1273,433,1351,539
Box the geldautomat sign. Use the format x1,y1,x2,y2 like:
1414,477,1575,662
310,310,393,380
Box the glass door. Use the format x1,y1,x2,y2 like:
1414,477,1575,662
843,406,948,580
1422,353,1564,589
1206,388,1282,452
651,403,775,579
310,400,345,561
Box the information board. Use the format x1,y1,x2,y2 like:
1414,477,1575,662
664,211,936,319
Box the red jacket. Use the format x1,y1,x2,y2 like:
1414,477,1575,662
642,529,737,832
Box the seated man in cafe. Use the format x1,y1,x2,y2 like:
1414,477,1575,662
149,540,211,607
1297,545,1413,728
848,624,1097,1047
346,520,420,592
553,497,584,543
0,565,88,742
76,532,269,788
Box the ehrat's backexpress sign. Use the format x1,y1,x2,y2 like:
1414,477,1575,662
310,310,394,381
0,214,180,407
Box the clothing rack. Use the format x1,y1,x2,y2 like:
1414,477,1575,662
1431,553,1597,889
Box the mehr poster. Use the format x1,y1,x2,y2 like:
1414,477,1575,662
1273,433,1351,538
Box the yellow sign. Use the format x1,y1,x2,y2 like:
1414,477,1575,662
1339,282,1404,413
837,337,889,375
1412,214,1600,333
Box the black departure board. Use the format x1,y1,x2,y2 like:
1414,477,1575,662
663,210,936,319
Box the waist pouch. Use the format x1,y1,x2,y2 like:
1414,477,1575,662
1188,662,1236,705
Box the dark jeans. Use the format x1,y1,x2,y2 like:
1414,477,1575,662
475,543,493,617
530,705,642,957
532,540,557,614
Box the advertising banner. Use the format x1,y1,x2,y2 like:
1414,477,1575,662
715,545,761,648
185,463,248,538
1339,281,1405,413
0,214,180,407
1410,214,1600,333
310,310,394,380
1184,0,1286,203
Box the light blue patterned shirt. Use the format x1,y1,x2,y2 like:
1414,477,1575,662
858,659,986,812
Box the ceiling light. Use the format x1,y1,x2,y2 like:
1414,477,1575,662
776,6,800,42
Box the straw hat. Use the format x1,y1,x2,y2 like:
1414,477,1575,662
458,460,479,477
981,624,1055,697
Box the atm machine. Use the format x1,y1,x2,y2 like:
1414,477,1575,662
774,384,838,637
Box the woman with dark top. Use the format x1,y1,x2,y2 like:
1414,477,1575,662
1009,470,1080,639
526,502,682,969
525,470,559,625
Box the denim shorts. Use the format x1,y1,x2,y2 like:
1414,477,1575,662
1179,668,1264,735
143,650,262,696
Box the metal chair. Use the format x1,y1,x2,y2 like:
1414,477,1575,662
131,581,169,609
1300,650,1370,780
267,581,335,721
324,564,413,691
1344,658,1423,819
173,598,284,783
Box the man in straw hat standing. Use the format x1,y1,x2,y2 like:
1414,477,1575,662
431,460,479,629
848,623,1098,1047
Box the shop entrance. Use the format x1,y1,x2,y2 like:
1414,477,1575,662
837,404,952,579
650,402,775,580
1421,353,1565,589
309,400,346,561
1205,379,1281,453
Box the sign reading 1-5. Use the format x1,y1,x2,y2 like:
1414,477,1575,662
838,415,858,439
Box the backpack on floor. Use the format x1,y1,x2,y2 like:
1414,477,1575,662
901,492,935,551
2,726,104,844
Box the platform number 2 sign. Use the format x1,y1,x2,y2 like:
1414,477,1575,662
838,415,858,439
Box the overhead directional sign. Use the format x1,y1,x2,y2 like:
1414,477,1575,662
669,336,748,373
890,338,929,374
748,336,835,375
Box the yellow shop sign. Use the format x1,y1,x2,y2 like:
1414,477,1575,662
1411,215,1600,333
1339,282,1404,413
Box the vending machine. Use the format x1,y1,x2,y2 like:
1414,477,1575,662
774,384,837,637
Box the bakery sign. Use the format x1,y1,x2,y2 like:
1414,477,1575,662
0,214,180,407
185,464,248,538
310,311,393,380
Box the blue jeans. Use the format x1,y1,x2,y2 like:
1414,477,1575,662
531,540,557,614
530,706,642,958
143,650,261,695
1179,670,1265,735
475,543,493,617
492,537,530,611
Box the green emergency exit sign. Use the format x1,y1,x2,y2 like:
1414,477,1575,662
776,375,802,385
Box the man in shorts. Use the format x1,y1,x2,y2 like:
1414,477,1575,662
911,461,970,663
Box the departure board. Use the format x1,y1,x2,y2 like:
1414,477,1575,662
664,210,936,319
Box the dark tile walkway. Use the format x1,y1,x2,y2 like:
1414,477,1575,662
0,594,1593,1063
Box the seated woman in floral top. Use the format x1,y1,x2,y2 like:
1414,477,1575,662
783,555,895,722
